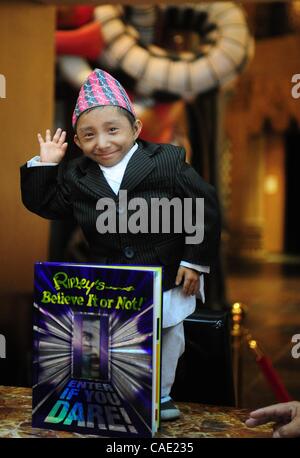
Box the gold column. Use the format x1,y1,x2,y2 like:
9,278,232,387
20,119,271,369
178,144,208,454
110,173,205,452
263,133,285,253
226,111,265,261
0,2,55,292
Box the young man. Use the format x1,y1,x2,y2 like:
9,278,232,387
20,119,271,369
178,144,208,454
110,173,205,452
21,68,220,421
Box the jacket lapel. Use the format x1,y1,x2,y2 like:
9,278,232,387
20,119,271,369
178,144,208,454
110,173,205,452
119,140,158,193
78,159,118,200
77,140,160,199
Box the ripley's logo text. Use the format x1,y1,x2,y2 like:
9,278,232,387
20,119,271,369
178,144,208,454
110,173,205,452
291,334,300,359
0,74,6,99
0,334,6,358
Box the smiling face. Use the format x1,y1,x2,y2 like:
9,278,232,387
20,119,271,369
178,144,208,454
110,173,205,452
74,106,142,167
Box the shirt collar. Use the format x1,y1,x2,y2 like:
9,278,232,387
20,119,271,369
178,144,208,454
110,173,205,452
98,142,138,172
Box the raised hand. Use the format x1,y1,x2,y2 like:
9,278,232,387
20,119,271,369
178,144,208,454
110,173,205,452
38,128,68,164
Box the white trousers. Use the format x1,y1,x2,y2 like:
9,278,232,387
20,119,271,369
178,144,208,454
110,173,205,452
161,321,185,398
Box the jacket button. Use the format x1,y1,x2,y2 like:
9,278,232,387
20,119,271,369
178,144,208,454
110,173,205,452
124,246,135,259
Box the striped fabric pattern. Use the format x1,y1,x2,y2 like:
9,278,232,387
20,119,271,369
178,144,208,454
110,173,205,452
72,68,136,128
20,140,220,291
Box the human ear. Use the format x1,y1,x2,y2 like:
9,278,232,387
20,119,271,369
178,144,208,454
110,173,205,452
74,134,81,149
133,119,143,139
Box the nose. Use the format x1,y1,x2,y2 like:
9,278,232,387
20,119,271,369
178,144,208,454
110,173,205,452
96,133,110,150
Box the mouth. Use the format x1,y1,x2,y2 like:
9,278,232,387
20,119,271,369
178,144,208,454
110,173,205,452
93,151,115,158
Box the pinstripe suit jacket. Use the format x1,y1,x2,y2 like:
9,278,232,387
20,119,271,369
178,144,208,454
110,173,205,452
20,139,220,291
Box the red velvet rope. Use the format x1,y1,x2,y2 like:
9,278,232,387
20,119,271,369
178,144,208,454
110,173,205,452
256,355,293,402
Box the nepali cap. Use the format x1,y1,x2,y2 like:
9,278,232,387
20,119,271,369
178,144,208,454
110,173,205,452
72,68,136,128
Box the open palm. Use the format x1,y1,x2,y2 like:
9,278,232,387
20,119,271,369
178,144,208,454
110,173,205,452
38,128,68,163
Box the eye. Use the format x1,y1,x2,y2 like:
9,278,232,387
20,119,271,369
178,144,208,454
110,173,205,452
109,127,118,133
84,133,94,139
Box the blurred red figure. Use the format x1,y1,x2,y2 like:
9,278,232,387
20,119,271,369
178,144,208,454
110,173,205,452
56,6,104,60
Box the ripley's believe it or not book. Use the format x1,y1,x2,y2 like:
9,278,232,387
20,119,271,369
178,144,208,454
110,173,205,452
32,262,162,437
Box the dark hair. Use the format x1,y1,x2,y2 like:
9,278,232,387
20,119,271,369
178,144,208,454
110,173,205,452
116,106,136,127
75,105,136,132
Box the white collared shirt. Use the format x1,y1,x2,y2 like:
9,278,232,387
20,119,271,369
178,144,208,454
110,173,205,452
98,142,138,194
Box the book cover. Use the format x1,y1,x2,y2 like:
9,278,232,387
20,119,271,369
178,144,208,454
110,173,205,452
32,262,162,437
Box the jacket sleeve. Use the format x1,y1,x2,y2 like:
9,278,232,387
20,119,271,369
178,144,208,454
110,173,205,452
174,147,221,267
20,161,73,220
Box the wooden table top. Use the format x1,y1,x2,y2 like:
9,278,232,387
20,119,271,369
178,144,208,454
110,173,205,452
0,385,272,438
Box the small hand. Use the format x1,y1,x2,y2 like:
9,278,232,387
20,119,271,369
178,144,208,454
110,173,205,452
175,266,200,296
38,128,68,163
